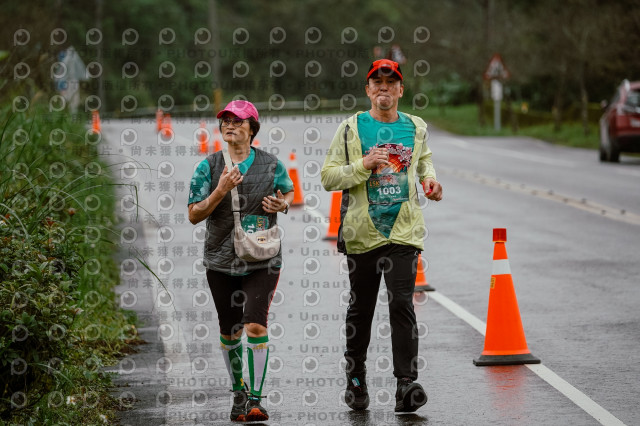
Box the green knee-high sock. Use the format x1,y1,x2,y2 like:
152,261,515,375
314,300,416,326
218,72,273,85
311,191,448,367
247,335,269,397
220,336,244,391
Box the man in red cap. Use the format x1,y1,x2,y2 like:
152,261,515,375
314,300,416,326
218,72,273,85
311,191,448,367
322,59,442,414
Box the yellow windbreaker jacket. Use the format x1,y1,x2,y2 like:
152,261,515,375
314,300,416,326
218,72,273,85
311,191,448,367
321,111,437,254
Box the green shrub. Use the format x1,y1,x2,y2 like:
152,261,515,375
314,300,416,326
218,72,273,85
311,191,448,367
0,103,138,423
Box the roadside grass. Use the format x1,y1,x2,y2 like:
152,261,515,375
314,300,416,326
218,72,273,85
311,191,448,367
416,103,600,149
0,103,143,425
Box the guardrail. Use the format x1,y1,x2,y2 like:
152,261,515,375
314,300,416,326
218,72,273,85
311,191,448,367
105,97,371,119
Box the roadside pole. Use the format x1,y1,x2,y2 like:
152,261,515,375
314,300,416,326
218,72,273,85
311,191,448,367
491,79,502,131
484,53,510,132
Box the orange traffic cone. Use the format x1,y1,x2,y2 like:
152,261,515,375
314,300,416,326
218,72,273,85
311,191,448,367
288,150,304,207
91,110,101,134
198,121,209,154
414,254,435,292
156,109,163,133
212,127,222,152
253,138,261,148
323,191,342,240
161,114,172,138
473,228,540,366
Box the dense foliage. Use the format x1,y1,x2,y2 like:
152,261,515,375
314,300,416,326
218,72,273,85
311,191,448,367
1,0,639,119
0,105,137,423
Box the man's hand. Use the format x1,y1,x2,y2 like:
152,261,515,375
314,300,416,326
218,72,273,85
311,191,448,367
363,147,390,170
216,165,243,193
422,178,443,201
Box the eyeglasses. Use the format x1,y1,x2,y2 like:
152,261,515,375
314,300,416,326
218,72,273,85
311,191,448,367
219,117,247,127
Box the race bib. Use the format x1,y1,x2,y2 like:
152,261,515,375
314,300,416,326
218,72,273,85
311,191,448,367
367,172,409,204
241,215,268,233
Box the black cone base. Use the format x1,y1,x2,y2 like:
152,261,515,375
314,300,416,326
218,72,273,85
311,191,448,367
473,352,541,366
414,284,435,292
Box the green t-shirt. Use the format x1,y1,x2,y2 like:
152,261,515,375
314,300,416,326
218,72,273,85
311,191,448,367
357,111,416,238
188,148,294,206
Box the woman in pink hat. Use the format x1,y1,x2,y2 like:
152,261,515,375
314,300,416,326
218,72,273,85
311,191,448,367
188,100,294,422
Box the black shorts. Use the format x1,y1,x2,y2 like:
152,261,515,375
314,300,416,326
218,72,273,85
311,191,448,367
206,267,280,335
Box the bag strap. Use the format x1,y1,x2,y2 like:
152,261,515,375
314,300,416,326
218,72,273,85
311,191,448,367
343,124,350,163
221,149,242,225
336,124,351,255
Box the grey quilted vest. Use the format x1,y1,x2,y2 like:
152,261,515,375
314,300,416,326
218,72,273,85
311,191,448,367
203,148,282,274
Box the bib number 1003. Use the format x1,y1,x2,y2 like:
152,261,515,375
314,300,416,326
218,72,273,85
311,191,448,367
377,186,401,196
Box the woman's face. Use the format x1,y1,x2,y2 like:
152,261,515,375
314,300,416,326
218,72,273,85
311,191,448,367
221,113,253,145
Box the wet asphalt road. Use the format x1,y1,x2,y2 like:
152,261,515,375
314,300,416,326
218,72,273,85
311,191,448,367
102,114,640,425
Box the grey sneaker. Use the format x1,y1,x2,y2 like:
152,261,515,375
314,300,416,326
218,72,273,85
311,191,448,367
395,377,428,413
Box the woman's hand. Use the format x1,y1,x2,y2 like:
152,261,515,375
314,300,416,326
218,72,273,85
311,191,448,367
262,189,288,213
216,165,243,193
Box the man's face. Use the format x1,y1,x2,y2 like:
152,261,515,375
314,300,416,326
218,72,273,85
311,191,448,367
365,74,404,111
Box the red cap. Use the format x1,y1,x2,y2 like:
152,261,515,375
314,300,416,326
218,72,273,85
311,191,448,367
366,59,403,81
493,228,507,242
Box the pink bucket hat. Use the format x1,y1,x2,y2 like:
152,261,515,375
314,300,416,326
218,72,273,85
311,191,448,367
216,100,259,120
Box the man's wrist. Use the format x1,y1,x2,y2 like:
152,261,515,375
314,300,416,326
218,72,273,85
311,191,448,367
281,200,290,214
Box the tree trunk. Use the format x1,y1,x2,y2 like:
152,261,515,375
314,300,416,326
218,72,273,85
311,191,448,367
95,0,104,111
579,67,589,136
479,0,493,127
553,57,567,133
578,30,590,136
477,81,485,126
208,0,221,112
506,87,518,133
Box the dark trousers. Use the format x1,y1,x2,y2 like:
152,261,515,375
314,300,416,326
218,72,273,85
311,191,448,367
206,268,280,336
345,243,420,380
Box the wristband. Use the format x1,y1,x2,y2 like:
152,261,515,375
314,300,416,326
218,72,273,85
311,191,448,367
282,200,289,214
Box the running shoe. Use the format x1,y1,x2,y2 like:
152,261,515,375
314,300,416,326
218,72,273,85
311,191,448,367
230,384,248,422
395,377,428,413
345,371,370,410
245,395,269,422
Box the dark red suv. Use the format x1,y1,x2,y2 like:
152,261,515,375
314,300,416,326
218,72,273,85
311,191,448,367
599,79,640,162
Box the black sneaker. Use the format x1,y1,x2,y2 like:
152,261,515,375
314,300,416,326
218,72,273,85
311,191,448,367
245,395,269,422
395,377,428,413
345,372,370,410
230,384,248,422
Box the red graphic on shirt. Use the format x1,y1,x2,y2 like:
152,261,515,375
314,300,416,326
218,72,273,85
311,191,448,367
364,143,413,174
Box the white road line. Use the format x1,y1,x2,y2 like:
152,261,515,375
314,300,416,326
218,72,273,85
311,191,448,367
447,137,577,168
527,364,626,426
304,205,330,231
429,291,627,426
429,291,486,335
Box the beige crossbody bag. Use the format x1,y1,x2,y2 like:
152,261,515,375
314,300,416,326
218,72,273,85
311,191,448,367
222,149,281,262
